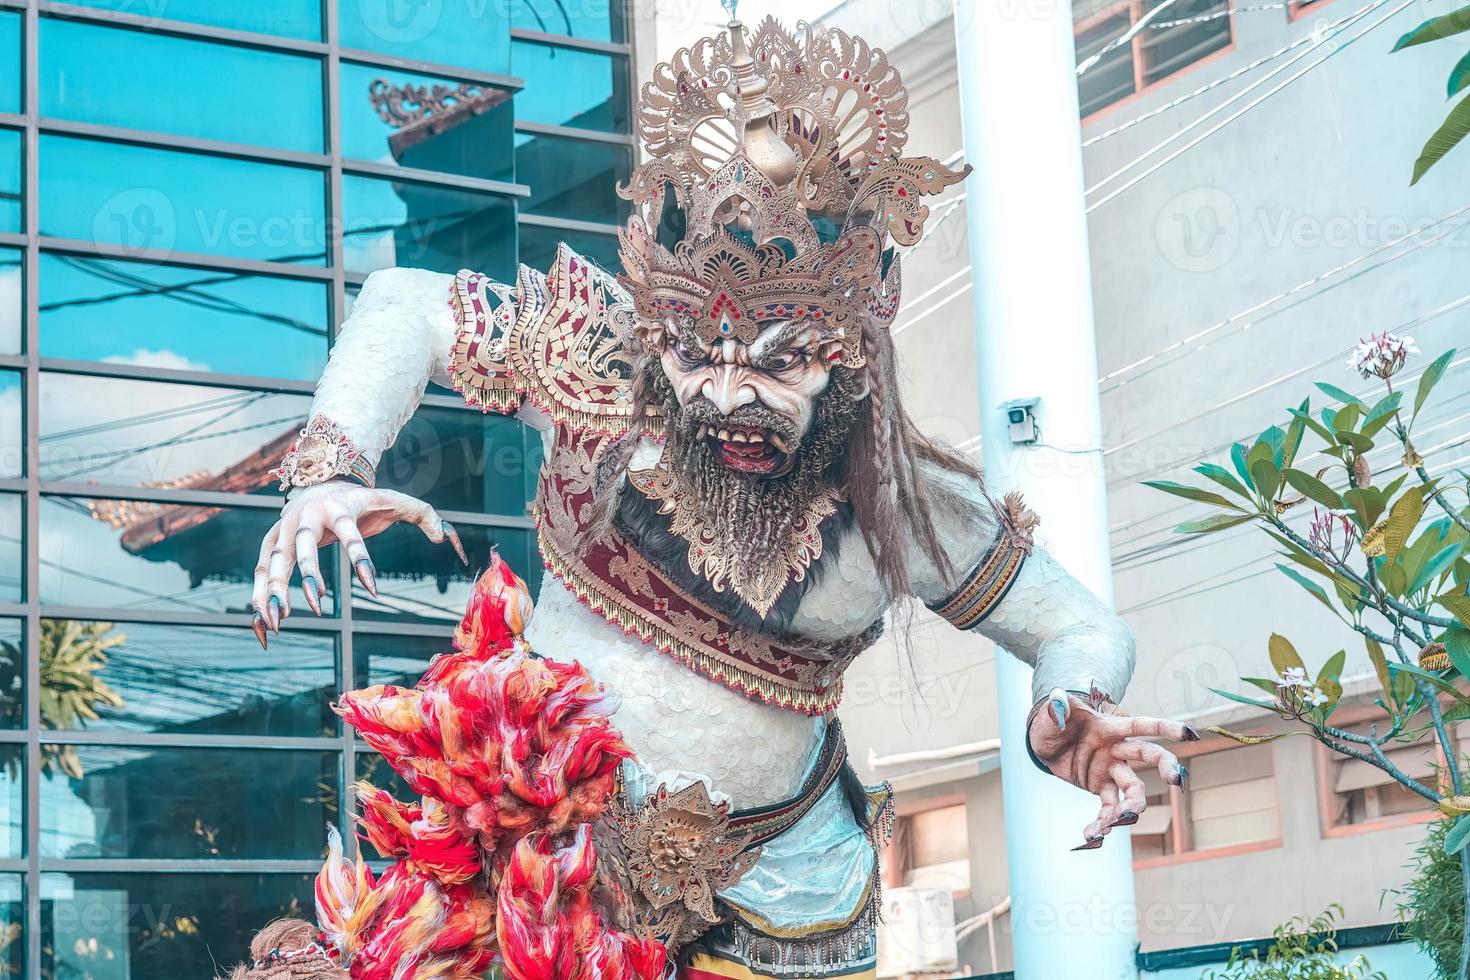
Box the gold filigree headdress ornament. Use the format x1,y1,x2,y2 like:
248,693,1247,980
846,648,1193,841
615,11,970,369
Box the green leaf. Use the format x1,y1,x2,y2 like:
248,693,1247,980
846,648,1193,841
1439,593,1470,628
1411,542,1465,596
1317,649,1347,686
1364,636,1393,703
1332,402,1363,436
1444,626,1470,678
1194,463,1252,500
1250,459,1282,500
1389,660,1464,695
1230,443,1256,491
1243,676,1284,697
1394,6,1470,51
1269,633,1306,678
1415,349,1456,421
1209,687,1277,710
1344,487,1387,528
1452,50,1470,98
1260,425,1288,467
1282,468,1345,510
1288,407,1337,445
1337,431,1375,454
1362,391,1404,438
1412,93,1470,185
1315,382,1367,409
1175,512,1254,535
1283,402,1308,468
1275,564,1343,620
1144,480,1246,511
1383,485,1428,565
1446,815,1470,857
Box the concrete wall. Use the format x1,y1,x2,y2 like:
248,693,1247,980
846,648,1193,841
843,0,1470,965
629,0,1468,968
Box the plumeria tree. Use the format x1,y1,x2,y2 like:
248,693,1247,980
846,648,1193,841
1148,334,1470,975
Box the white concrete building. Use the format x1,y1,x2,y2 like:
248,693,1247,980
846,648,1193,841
642,0,1470,974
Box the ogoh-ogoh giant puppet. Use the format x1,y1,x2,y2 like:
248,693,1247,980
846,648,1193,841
232,13,1194,980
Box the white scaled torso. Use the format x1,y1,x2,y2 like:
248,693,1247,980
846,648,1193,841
525,576,830,809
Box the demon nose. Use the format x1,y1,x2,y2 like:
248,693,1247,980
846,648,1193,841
701,368,756,416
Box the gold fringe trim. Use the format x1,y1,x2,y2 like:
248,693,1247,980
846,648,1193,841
538,520,843,717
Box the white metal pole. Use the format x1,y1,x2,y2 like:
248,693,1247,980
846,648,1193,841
951,0,1140,976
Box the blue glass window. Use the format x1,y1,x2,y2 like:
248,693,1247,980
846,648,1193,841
61,1,324,40
0,12,19,114
40,19,326,152
39,374,312,488
0,620,22,731
39,254,330,380
0,129,20,234
42,873,316,978
508,0,625,43
0,496,20,605
341,60,513,181
40,496,335,614
342,173,517,277
0,372,18,479
0,249,19,355
351,522,537,622
40,620,337,736
357,747,420,804
340,0,512,75
41,746,339,859
0,747,19,856
378,406,541,515
512,40,630,132
353,631,441,688
517,131,630,224
519,223,620,275
41,137,328,265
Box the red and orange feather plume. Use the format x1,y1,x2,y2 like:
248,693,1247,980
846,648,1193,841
311,553,666,980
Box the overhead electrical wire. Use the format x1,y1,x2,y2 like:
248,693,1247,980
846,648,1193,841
1097,205,1470,391
1076,0,1186,77
1086,0,1414,212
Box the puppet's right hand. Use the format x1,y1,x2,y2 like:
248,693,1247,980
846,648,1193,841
249,481,467,648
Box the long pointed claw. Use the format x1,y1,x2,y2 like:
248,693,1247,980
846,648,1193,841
442,520,468,566
356,558,378,598
1050,695,1069,732
1071,836,1104,851
1111,811,1140,829
1176,764,1189,788
302,575,322,616
1183,725,1201,741
267,595,284,633
252,613,269,651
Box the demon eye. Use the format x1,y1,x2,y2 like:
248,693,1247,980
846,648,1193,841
674,337,708,368
762,348,811,372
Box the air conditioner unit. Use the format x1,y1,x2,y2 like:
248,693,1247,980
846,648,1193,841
876,886,959,977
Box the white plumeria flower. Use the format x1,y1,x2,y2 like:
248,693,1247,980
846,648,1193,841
1349,332,1419,379
1303,687,1329,707
1277,666,1310,689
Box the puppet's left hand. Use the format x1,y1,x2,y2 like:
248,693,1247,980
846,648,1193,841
1027,688,1198,851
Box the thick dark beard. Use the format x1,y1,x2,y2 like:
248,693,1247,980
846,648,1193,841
659,371,862,579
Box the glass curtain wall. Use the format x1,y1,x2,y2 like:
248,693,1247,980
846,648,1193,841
0,0,633,974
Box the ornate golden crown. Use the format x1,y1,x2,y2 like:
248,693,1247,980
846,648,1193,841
617,16,969,368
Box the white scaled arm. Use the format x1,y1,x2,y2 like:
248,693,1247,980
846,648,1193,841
974,549,1136,706
250,267,477,649
910,460,1136,705
310,267,458,467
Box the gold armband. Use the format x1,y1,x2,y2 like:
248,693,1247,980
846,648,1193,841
271,416,375,491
